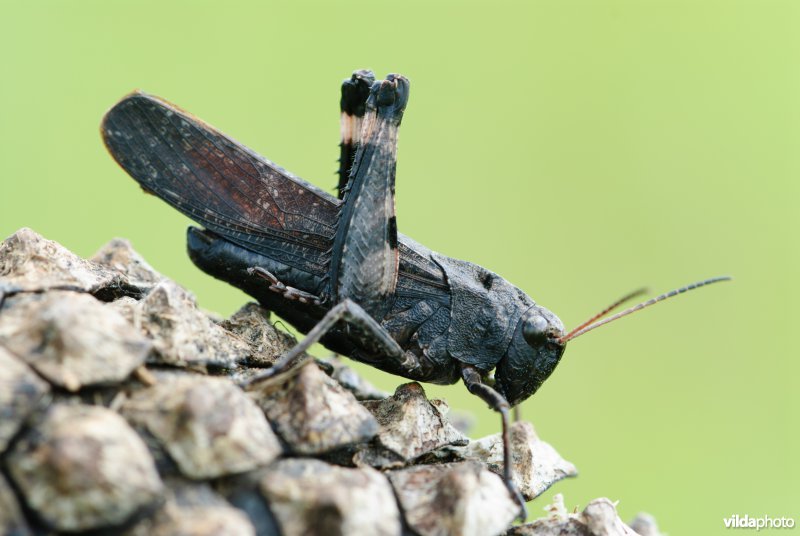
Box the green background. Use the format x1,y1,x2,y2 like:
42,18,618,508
2,1,797,533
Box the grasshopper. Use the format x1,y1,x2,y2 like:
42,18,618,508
101,70,728,519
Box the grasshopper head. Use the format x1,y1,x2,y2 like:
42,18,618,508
495,276,731,407
494,306,566,407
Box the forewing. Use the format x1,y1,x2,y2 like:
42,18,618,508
102,91,339,278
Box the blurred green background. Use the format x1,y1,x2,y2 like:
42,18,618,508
2,0,797,533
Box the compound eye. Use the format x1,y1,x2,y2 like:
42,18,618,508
522,314,549,345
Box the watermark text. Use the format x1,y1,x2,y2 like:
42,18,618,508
724,514,795,531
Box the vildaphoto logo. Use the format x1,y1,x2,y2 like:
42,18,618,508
724,514,795,530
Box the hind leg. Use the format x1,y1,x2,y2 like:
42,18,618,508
338,69,375,198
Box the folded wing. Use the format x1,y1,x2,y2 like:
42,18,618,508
101,91,338,279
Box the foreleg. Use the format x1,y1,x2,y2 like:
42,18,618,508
461,364,527,521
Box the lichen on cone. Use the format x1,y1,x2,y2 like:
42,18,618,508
0,228,656,536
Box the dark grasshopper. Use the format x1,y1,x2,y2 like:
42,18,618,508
101,70,728,519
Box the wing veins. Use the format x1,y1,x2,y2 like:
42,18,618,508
109,108,329,272
125,101,331,253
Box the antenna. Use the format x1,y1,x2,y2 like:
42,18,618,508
560,287,648,343
559,276,731,344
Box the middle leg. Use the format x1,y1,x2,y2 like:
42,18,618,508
240,298,422,387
